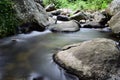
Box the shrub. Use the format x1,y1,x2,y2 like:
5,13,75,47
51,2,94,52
86,0,112,10
0,0,20,38
43,0,112,10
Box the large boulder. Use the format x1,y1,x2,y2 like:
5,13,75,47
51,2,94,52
12,0,49,28
108,11,120,34
54,38,120,80
48,20,80,32
106,0,120,16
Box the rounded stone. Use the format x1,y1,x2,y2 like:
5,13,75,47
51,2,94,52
54,38,120,80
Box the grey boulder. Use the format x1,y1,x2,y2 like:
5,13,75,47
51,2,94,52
54,38,120,80
12,0,49,28
108,11,120,34
106,0,120,16
48,20,80,32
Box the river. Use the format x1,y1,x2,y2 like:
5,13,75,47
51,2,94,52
0,28,118,80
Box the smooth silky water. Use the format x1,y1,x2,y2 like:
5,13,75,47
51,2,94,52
0,28,118,80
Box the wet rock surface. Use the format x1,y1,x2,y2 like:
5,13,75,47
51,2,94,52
54,38,120,80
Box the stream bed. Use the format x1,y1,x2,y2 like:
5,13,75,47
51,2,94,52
0,28,118,80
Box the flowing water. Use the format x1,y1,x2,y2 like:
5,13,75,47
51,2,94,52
0,28,118,80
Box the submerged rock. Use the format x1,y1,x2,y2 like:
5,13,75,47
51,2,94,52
54,38,120,80
48,20,80,32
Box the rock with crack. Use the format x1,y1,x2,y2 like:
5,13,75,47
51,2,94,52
54,38,120,80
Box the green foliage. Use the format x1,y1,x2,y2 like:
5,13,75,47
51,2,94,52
43,0,68,8
0,0,20,38
86,0,112,10
43,0,112,10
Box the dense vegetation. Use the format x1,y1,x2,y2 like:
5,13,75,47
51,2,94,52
43,0,112,10
0,0,19,38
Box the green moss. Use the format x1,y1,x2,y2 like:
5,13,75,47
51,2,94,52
0,0,20,38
